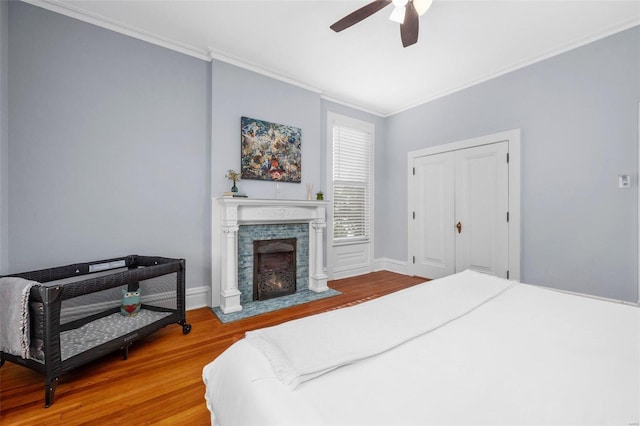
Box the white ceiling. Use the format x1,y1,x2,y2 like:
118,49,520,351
29,0,640,116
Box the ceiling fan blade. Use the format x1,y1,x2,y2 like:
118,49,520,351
330,0,392,32
400,1,419,47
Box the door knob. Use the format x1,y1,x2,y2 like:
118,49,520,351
456,221,462,234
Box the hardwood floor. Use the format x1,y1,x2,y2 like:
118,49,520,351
0,271,426,425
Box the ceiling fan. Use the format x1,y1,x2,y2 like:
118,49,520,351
330,0,433,47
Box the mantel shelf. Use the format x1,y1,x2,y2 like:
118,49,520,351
216,198,329,206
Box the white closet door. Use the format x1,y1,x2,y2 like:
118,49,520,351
454,142,509,277
411,141,509,279
412,152,455,279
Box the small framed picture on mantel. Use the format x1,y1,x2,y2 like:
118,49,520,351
223,192,247,198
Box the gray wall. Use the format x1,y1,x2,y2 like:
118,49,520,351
382,26,640,302
5,2,380,301
7,2,211,293
208,62,386,204
210,59,322,200
6,2,639,303
208,62,384,280
0,0,8,274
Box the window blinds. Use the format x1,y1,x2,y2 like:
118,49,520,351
332,124,371,242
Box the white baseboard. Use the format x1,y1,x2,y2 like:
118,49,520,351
527,282,640,307
331,265,373,280
374,258,409,275
329,258,410,281
186,285,210,310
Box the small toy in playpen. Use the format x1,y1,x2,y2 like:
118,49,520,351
121,288,141,316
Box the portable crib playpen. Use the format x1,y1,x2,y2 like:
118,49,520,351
0,255,191,407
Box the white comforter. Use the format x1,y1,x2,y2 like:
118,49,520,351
203,270,640,425
244,270,512,389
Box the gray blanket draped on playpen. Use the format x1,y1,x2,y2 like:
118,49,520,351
0,277,37,358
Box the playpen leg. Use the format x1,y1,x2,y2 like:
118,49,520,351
44,377,58,408
180,321,192,335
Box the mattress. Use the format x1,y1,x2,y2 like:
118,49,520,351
202,270,640,425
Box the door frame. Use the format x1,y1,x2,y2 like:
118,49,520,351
407,129,521,281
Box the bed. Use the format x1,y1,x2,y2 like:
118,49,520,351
202,270,640,425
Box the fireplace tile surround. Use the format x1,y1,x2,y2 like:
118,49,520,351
238,225,308,304
211,198,330,314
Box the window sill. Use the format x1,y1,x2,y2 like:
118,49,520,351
332,239,370,247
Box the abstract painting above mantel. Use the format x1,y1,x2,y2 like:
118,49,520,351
241,116,302,183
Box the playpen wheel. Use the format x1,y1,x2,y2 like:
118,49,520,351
182,323,192,334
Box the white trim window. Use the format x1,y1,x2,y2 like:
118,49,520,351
327,112,375,278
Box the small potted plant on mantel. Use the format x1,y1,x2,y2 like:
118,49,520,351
224,170,246,198
316,190,324,200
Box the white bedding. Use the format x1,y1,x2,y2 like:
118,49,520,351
244,270,512,389
203,270,640,425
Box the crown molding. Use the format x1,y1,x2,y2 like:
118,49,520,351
320,94,385,118
207,48,322,95
23,1,336,103
387,17,640,117
22,0,211,61
22,0,639,119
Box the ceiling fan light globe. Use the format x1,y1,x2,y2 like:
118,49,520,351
389,5,406,23
413,0,433,16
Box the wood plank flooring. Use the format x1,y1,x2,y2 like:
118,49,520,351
0,271,426,425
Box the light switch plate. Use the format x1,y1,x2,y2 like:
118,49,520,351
618,175,631,188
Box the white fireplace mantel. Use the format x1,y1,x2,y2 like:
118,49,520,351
211,198,330,313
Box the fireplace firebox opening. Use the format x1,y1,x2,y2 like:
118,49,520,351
253,238,297,301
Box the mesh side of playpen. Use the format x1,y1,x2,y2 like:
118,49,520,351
57,268,179,324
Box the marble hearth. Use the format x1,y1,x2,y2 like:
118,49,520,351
211,198,329,314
